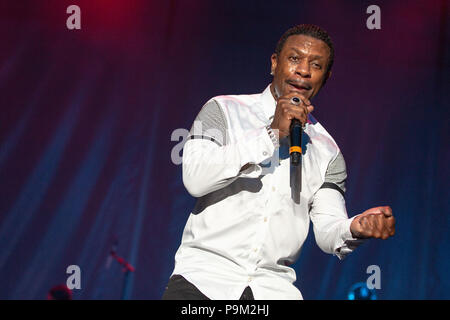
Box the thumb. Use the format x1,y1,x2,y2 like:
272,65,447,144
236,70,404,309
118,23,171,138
361,206,393,218
380,206,393,217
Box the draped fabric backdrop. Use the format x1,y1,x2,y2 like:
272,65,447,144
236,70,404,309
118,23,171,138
0,0,448,299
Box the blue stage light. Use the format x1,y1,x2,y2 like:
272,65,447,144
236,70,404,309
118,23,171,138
347,282,377,300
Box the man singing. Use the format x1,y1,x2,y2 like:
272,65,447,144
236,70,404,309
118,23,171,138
163,24,395,300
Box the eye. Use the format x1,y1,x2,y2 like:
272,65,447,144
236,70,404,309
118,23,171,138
289,56,299,62
312,63,322,69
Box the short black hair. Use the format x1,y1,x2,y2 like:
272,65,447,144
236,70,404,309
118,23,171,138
275,24,334,75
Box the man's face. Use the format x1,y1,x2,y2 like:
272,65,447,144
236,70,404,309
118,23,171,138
270,34,331,100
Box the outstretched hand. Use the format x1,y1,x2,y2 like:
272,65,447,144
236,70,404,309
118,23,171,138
350,206,396,240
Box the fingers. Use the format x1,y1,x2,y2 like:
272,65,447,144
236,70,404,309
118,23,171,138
277,95,313,124
271,92,314,139
277,92,311,106
375,214,387,239
362,206,393,218
358,214,374,238
386,215,396,237
283,106,309,123
355,209,395,240
379,214,395,239
379,206,393,217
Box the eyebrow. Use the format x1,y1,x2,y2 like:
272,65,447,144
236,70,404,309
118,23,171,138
287,47,325,61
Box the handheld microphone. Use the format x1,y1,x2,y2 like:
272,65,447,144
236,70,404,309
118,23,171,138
289,97,303,166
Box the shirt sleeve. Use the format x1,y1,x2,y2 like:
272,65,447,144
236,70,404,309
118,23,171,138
309,151,366,260
182,99,278,197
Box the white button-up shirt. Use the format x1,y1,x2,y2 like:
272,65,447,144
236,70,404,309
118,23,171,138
171,85,363,300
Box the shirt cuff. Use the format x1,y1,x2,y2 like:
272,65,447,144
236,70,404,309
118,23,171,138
335,215,366,260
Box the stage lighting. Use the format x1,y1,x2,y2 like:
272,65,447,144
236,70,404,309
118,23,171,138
347,282,377,300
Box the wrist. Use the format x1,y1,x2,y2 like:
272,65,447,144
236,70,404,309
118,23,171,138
349,218,364,239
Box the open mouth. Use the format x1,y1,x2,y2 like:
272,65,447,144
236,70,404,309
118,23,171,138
287,81,312,92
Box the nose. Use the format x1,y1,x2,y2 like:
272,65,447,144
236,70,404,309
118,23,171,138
296,60,311,78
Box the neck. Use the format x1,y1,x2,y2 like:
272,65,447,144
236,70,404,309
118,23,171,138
269,83,279,101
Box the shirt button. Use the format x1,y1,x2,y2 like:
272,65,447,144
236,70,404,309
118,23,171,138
264,217,268,222
262,151,268,156
248,277,252,282
253,248,258,252
272,186,276,192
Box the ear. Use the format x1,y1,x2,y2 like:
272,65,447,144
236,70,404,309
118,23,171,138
270,53,278,75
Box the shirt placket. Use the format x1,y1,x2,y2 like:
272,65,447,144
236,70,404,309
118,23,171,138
246,172,275,275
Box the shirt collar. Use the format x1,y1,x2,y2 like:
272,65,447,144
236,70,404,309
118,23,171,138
260,84,277,122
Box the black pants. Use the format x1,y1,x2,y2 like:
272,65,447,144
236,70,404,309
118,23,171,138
162,274,254,300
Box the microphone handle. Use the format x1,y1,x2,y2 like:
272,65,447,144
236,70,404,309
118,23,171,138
289,119,302,166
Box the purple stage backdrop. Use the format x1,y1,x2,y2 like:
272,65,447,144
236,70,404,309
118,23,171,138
0,0,449,299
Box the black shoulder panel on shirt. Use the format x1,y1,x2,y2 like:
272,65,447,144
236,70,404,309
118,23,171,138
188,135,222,147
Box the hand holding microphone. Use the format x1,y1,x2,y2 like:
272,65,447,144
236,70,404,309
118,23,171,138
269,92,314,165
269,92,314,139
